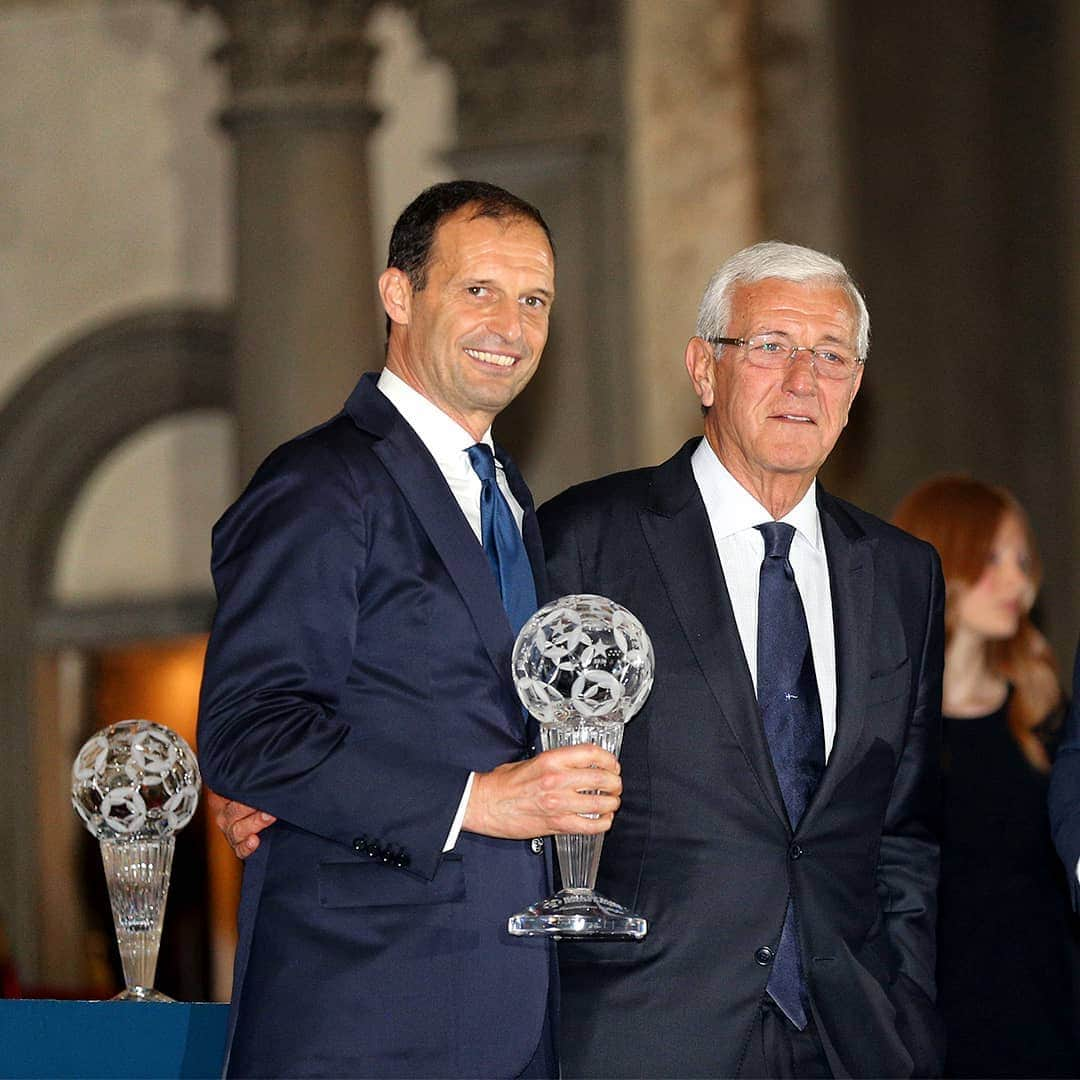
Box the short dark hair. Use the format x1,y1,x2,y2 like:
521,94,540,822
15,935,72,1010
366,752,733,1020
386,180,555,292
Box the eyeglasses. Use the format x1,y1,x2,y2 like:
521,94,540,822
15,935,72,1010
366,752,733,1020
708,334,864,381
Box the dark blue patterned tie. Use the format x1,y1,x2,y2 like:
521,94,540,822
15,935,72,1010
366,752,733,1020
756,521,826,1030
467,444,537,636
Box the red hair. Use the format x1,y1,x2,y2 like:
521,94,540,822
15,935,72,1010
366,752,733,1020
892,475,1061,771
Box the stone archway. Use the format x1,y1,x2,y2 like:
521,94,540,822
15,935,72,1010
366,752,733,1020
0,307,232,979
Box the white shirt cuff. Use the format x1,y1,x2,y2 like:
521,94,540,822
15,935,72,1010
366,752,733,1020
443,772,475,852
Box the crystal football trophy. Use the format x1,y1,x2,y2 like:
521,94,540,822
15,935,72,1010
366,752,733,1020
71,719,201,1001
508,594,654,938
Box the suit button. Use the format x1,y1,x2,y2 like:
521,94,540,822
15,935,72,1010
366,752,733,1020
530,837,545,855
755,946,774,966
352,835,368,853
365,841,381,859
790,842,803,860
397,851,411,869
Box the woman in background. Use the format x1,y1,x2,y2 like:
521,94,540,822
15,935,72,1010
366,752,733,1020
893,475,1076,1078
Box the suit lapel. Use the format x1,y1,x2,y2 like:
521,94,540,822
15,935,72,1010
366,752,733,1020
803,489,873,820
346,376,521,706
638,441,789,827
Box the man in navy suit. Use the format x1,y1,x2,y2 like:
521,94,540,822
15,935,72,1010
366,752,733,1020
197,181,622,1079
1049,640,1080,907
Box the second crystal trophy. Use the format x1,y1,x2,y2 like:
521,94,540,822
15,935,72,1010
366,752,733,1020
508,593,654,939
71,719,201,1001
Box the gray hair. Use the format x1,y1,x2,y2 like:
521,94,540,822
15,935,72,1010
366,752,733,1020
695,241,870,359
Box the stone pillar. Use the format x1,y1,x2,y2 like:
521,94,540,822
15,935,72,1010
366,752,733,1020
409,0,635,501
753,0,850,254
751,0,858,492
624,0,760,467
202,0,381,482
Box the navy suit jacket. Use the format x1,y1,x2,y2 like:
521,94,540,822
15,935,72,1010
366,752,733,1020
539,440,946,1079
1049,639,1080,909
198,373,553,1078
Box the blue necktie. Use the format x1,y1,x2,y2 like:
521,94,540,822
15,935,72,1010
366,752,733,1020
467,444,537,636
755,521,826,1030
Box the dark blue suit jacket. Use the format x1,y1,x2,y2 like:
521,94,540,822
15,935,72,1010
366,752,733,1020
198,373,553,1078
1049,638,1080,909
540,440,945,1079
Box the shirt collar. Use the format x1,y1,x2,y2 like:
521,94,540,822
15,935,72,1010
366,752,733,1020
376,368,495,475
691,437,822,550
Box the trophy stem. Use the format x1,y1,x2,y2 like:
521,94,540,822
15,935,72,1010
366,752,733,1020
554,831,604,891
99,837,175,1002
508,718,646,938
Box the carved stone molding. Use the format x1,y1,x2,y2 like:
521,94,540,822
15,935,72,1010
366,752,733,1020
192,0,381,127
407,0,621,145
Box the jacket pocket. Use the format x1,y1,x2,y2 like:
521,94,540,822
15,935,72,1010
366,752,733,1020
318,854,465,908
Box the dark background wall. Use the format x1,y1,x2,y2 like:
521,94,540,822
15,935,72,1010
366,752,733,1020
823,0,1075,664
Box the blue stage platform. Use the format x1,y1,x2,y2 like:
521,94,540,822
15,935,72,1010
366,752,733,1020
0,1000,228,1078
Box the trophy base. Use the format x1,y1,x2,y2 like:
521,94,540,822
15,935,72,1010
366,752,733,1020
111,986,174,1003
508,888,647,940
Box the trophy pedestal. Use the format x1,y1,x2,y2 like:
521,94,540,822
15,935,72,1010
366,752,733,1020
508,887,647,939
111,986,175,1002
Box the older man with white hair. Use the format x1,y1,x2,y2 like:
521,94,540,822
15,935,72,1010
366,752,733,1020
542,241,945,1079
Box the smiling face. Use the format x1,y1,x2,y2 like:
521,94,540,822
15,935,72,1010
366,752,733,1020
686,276,863,515
379,206,555,439
953,512,1035,642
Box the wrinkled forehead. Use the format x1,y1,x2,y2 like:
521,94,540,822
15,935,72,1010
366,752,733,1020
731,277,858,337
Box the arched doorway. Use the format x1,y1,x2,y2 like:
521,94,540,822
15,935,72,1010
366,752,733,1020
0,307,232,988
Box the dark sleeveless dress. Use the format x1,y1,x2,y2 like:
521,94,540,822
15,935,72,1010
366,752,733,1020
937,696,1079,1077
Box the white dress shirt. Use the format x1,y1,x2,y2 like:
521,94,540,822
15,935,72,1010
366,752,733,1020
690,438,838,759
377,368,527,848
377,368,524,536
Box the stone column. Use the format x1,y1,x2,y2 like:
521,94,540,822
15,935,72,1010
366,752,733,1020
201,0,381,481
753,0,850,254
751,0,858,492
624,0,760,468
409,0,635,502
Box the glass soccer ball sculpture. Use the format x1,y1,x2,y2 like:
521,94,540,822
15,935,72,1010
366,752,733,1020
71,719,201,1001
508,594,654,938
